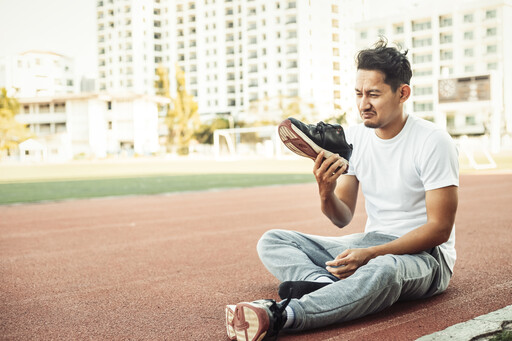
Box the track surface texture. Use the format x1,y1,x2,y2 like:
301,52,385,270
1,174,511,340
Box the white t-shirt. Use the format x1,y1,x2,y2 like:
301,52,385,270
345,115,459,272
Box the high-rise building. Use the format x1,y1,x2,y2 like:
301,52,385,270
96,0,166,94
97,0,354,122
170,0,353,121
353,0,512,150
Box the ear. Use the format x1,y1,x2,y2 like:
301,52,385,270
398,84,411,103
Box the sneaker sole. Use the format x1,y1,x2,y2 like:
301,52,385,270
225,305,237,340
278,119,341,161
233,302,269,341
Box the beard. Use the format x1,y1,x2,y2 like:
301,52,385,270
363,121,380,129
361,111,380,129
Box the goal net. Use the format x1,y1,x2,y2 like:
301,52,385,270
213,126,295,160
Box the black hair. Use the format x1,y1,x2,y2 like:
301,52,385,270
356,37,412,92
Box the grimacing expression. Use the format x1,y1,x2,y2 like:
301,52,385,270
355,69,405,131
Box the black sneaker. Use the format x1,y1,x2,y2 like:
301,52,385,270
278,117,353,162
227,296,291,341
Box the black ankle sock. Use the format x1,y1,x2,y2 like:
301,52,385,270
278,281,331,300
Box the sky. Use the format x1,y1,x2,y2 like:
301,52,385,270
0,0,97,76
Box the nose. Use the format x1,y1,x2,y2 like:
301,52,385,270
358,95,371,112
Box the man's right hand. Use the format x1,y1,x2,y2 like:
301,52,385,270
313,151,348,199
314,150,357,228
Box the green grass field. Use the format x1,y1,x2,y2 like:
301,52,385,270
1,152,510,205
0,173,315,205
0,158,316,204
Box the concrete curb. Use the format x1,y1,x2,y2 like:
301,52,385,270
417,305,512,340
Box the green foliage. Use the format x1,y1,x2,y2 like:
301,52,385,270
248,95,319,125
0,88,31,157
324,112,348,125
194,117,230,144
489,331,512,341
155,65,200,155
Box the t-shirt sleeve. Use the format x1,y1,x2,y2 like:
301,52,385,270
418,130,459,191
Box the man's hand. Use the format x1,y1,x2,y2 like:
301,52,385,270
313,151,348,199
325,248,375,279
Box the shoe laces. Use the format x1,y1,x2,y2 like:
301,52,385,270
268,287,293,340
315,121,330,134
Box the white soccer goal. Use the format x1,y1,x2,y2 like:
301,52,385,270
213,126,293,160
457,135,497,170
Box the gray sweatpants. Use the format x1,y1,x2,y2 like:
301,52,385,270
256,230,452,331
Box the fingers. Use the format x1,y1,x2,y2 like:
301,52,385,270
326,249,356,279
313,151,325,171
314,153,347,178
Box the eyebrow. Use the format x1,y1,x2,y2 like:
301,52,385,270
355,88,382,93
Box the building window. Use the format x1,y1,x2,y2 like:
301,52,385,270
464,31,474,40
54,103,66,113
413,102,433,112
394,24,404,34
413,53,432,64
413,69,432,77
412,20,431,32
487,62,498,70
463,13,474,23
39,104,50,113
413,85,433,96
440,34,452,44
439,15,452,27
464,48,474,57
485,9,497,19
412,37,432,48
56,123,67,133
360,31,367,39
487,44,497,54
486,27,497,37
440,50,453,60
465,65,474,73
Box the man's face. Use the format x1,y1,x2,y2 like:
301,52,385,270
355,69,405,131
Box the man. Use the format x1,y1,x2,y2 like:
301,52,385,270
225,39,459,341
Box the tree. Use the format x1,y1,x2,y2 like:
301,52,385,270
0,88,31,158
247,95,320,125
155,64,199,155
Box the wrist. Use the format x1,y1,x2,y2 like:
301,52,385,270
366,246,382,260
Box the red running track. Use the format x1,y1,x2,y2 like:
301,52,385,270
0,174,511,340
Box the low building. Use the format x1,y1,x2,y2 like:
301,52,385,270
0,50,76,97
15,92,169,161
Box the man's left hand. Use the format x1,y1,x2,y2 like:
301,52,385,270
325,248,375,279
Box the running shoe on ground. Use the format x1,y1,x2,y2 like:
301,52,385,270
278,117,353,162
225,305,237,340
226,296,291,341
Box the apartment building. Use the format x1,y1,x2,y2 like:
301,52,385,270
15,93,167,160
170,0,354,121
96,0,166,94
354,0,512,150
97,0,354,122
0,51,75,97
